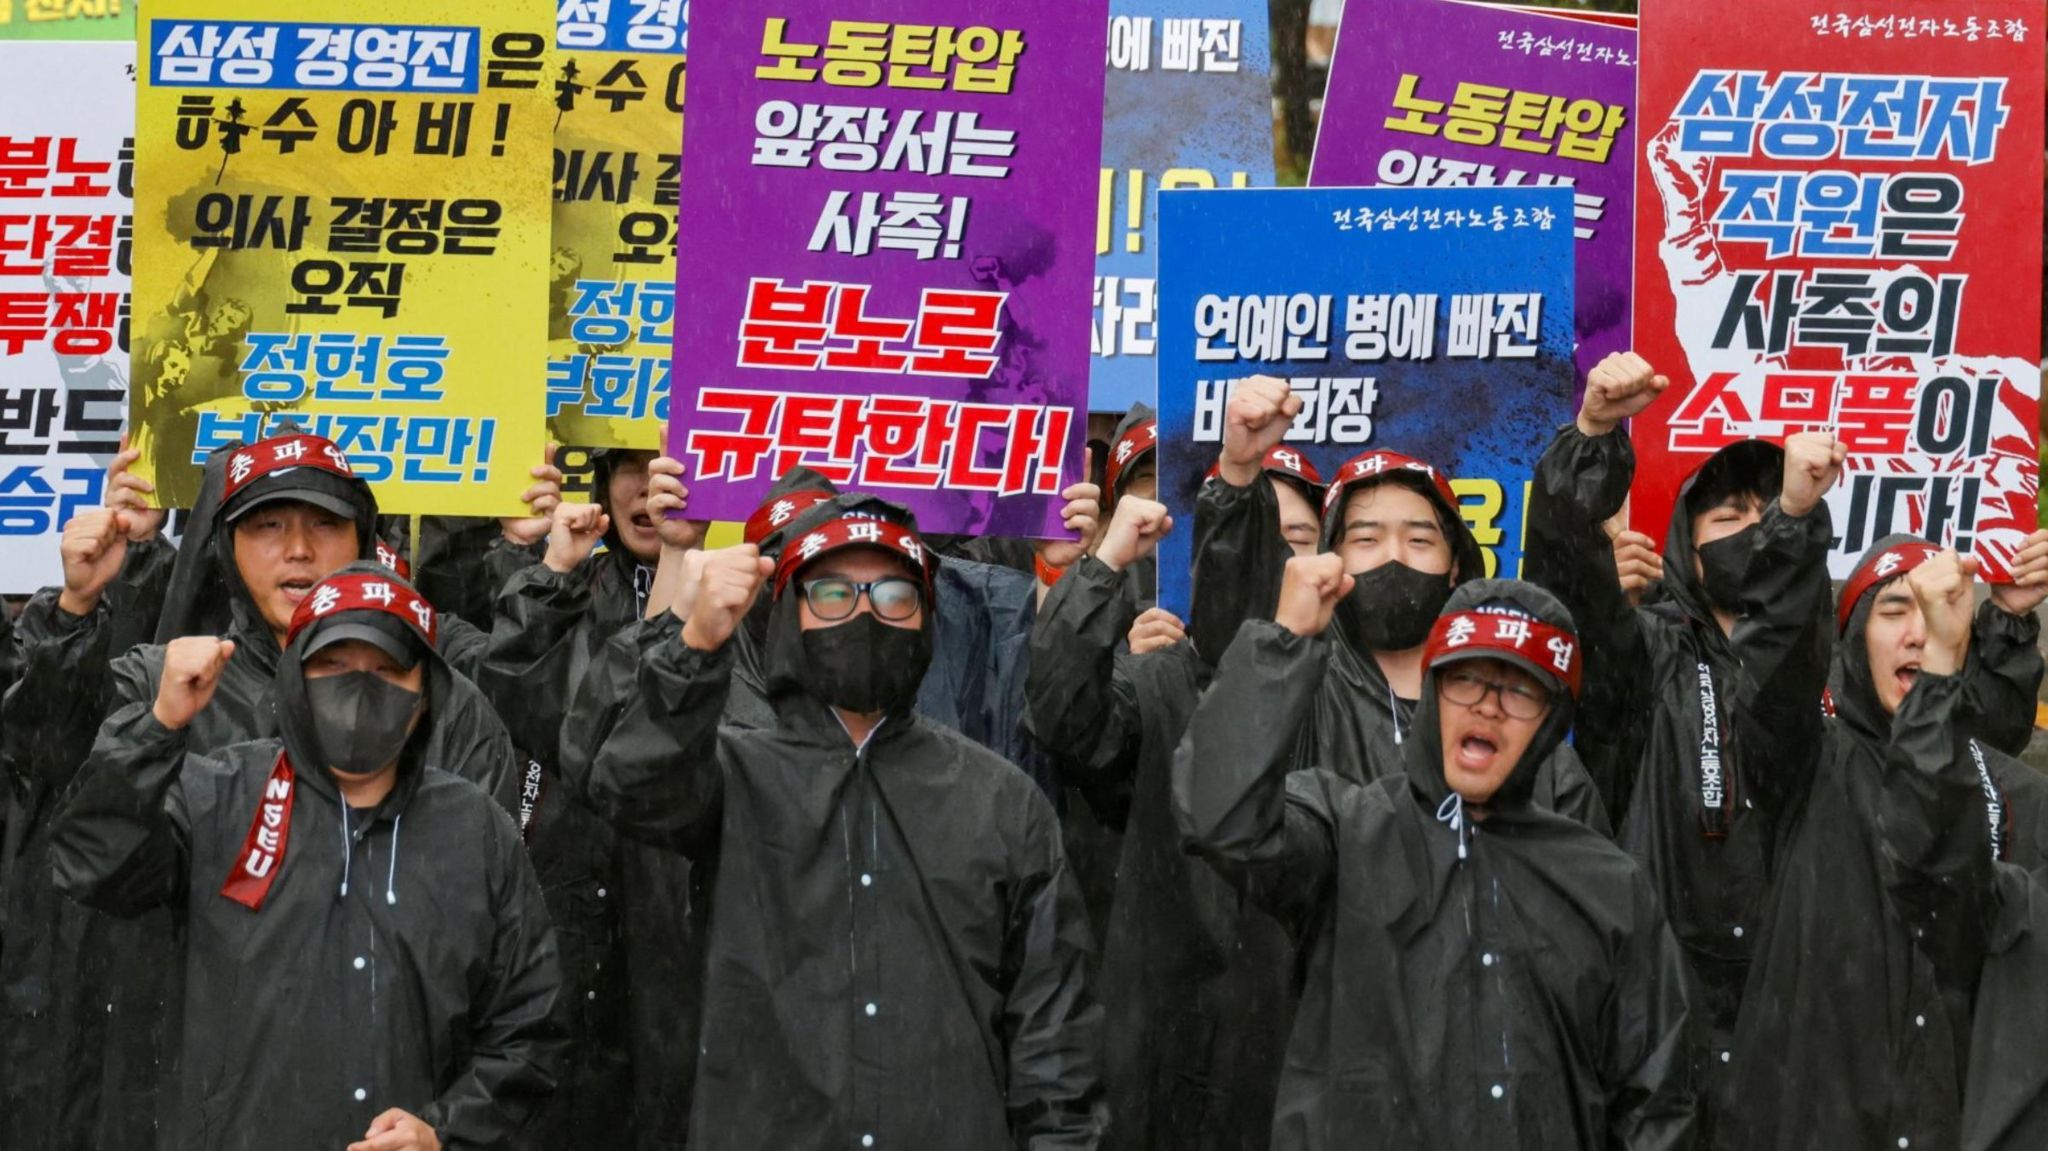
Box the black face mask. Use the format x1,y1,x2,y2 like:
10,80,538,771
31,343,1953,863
1335,561,1455,652
1694,524,1757,613
305,670,422,777
796,612,932,715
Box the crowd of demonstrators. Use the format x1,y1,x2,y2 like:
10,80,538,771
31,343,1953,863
0,349,2045,1150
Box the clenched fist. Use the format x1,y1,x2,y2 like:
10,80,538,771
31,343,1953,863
1218,376,1301,487
1907,549,1978,678
1779,431,1846,519
1576,352,1669,438
153,636,237,730
1127,607,1187,655
348,1108,441,1151
1096,495,1173,573
59,508,133,617
1611,530,1664,606
680,545,773,652
543,502,610,575
1275,552,1354,638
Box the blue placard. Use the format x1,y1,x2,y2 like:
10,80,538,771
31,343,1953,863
555,0,689,54
1155,184,1577,618
1091,0,1273,413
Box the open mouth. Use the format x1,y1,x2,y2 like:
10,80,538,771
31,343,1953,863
279,578,315,604
1455,734,1499,771
1897,663,1920,695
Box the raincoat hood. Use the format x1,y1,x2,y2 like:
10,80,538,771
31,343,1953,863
1403,579,1581,819
1661,438,1783,626
1829,532,1940,742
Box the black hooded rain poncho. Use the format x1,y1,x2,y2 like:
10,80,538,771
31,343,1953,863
48,567,565,1150
1174,579,1697,1149
0,434,516,1151
583,501,1107,1150
1712,535,2048,1151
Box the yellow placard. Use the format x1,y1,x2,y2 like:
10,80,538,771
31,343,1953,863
131,1,554,514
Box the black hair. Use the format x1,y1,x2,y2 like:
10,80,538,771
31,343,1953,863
1684,441,1783,521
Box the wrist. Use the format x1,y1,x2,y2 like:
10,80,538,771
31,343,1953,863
1274,607,1321,638
680,619,724,652
542,549,580,575
1217,455,1262,487
151,701,189,731
1033,552,1068,586
57,586,102,618
1575,413,1617,438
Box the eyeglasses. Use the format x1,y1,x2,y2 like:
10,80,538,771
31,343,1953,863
1438,667,1550,720
799,576,924,622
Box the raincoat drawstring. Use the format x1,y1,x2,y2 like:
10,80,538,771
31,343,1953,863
1436,792,1469,861
386,813,403,905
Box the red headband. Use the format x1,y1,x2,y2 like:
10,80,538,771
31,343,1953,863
1423,608,1583,699
1322,449,1457,515
1207,445,1327,488
1837,540,1940,635
373,540,412,580
1106,419,1158,497
772,516,935,599
287,572,439,649
744,489,834,546
223,433,355,501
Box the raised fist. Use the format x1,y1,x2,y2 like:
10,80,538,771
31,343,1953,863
59,508,132,617
1096,495,1173,573
1780,431,1846,519
1127,607,1187,655
1219,376,1301,486
1577,351,1669,437
543,502,610,575
154,636,236,730
1611,529,1664,607
1907,549,1978,678
1275,552,1354,638
680,545,773,652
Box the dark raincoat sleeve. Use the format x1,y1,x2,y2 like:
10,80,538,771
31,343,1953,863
1525,426,1654,820
1025,555,1142,788
2,589,116,795
103,532,176,654
1001,794,1110,1149
1605,873,1703,1151
434,611,493,682
557,614,680,803
1172,619,1338,931
1726,501,1834,819
476,560,594,763
1880,672,2001,984
1958,599,2042,758
584,636,730,858
420,806,568,1146
47,706,196,917
1188,476,1290,667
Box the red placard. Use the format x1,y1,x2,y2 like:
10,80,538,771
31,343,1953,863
1630,2,2043,578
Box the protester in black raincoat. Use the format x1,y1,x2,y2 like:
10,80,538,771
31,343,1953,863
479,447,713,1151
51,568,565,1150
1027,471,1314,1151
1877,550,2048,1151
585,501,1106,1150
0,432,516,1151
1175,569,1697,1149
1525,356,1837,1101
1713,531,2048,1151
1194,376,1609,831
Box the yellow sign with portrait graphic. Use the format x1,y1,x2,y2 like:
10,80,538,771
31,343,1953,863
131,0,553,514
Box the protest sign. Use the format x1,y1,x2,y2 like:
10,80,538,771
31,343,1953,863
131,0,554,516
0,39,130,591
0,0,130,39
1312,0,1634,389
1631,0,2043,578
1156,184,1577,617
548,0,686,473
666,1,1107,538
1093,0,1273,413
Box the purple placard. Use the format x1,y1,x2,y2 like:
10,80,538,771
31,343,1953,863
1310,0,1636,384
667,3,1108,538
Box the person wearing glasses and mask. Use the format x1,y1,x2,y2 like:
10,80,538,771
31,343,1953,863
585,496,1107,1150
1175,566,1698,1149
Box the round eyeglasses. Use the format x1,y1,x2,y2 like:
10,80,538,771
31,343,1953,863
1437,667,1550,720
799,576,924,622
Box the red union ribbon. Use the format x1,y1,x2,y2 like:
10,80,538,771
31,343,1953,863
287,572,439,649
1105,418,1158,496
1321,448,1457,515
743,489,833,546
1837,540,1941,635
220,752,296,911
222,433,356,502
773,516,935,599
1423,609,1583,699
